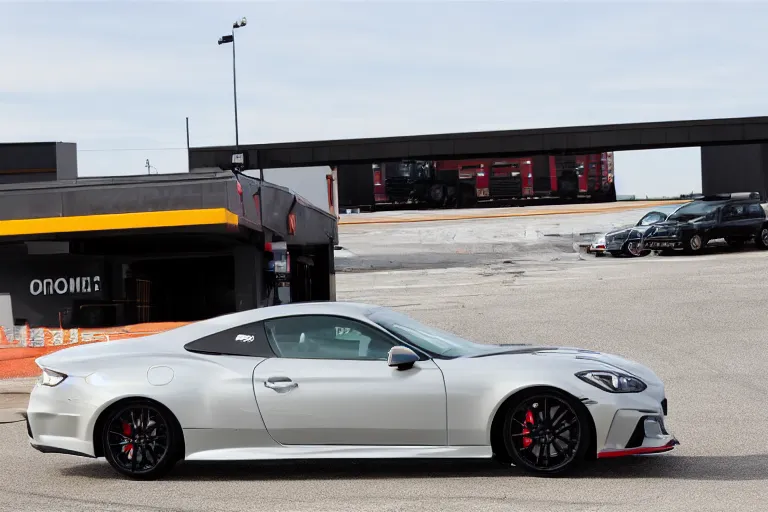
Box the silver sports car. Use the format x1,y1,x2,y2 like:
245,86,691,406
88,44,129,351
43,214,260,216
26,302,678,480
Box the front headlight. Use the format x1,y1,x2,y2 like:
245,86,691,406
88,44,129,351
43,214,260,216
575,370,647,393
38,368,67,387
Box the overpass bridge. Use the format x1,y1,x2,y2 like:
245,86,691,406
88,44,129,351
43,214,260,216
187,115,768,207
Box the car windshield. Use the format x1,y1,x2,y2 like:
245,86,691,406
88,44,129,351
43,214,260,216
366,308,488,357
667,201,723,221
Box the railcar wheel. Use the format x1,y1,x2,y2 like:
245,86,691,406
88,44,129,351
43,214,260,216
501,389,591,476
101,400,179,480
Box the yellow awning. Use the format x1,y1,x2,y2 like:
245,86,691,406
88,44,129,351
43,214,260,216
0,208,239,237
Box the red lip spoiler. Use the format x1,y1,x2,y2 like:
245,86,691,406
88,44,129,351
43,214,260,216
597,439,679,459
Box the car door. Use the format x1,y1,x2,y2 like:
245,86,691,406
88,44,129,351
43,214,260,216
746,202,767,236
719,203,752,239
252,314,448,446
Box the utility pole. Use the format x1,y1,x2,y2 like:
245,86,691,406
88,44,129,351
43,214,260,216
218,17,247,153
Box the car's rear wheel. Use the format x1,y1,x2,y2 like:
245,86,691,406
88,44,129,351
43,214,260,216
501,389,591,476
101,400,179,480
756,226,768,249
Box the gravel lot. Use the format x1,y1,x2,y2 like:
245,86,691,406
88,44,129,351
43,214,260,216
1,207,767,512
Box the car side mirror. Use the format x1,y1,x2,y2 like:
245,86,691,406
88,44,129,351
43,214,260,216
387,346,419,371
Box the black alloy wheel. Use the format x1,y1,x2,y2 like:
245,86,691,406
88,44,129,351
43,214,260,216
102,401,179,480
502,390,591,475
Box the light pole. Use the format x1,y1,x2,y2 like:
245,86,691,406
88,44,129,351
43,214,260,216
218,17,247,152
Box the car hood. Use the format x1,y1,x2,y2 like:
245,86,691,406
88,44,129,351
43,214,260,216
607,224,654,236
470,345,661,383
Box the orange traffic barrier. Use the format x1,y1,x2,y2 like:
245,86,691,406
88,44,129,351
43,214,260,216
0,321,192,379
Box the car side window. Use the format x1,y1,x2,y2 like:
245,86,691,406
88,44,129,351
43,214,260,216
264,315,397,361
747,202,764,218
639,212,662,226
184,321,276,358
722,204,747,220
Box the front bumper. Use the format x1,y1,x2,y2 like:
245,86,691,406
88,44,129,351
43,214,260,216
643,238,683,250
604,240,625,252
596,398,678,458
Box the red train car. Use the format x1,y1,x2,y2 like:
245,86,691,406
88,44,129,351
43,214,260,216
371,153,615,208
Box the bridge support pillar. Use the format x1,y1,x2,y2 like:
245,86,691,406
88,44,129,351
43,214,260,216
701,144,768,199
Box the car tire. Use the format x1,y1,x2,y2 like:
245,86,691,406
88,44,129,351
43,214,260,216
101,399,181,480
683,234,707,254
622,240,651,257
500,388,592,476
755,226,768,249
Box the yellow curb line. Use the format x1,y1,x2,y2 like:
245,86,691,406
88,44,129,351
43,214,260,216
338,201,682,225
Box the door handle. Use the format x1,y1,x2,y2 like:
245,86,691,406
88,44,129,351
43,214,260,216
264,376,298,392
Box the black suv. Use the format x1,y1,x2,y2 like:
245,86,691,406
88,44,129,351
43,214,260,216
641,192,768,254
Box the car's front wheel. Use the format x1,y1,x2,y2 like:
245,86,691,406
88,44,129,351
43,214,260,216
684,233,707,254
101,400,181,480
500,389,592,476
623,240,651,257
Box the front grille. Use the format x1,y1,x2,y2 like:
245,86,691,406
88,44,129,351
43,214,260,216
626,417,646,448
611,231,628,242
489,175,523,198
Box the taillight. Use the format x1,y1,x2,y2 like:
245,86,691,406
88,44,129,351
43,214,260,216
39,368,67,387
374,170,382,186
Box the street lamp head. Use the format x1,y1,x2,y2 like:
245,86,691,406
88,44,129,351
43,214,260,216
218,34,234,45
233,17,246,28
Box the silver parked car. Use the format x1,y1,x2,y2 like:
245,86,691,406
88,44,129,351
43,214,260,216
26,302,677,479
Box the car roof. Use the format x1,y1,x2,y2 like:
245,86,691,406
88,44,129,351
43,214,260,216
198,301,383,327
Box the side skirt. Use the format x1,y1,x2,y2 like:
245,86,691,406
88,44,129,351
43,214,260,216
185,445,493,462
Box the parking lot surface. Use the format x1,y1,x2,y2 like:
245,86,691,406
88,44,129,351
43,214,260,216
1,208,767,511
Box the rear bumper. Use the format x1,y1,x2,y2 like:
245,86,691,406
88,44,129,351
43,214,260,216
26,379,99,458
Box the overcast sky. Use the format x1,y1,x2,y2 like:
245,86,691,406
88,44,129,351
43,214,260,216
2,1,767,197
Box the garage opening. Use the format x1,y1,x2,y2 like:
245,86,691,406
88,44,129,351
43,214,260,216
124,255,236,324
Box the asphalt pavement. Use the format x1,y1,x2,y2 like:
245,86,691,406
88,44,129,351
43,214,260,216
1,208,767,511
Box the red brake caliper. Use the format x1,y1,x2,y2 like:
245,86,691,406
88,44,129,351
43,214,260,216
122,421,133,457
522,410,535,448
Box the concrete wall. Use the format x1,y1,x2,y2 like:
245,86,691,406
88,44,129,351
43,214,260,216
701,144,768,198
